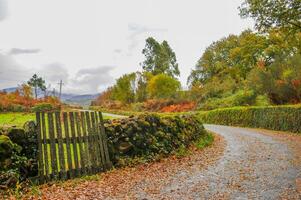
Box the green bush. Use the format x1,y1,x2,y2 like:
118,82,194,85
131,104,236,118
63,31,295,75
31,103,59,112
0,122,38,189
199,90,257,110
198,105,301,133
104,114,206,166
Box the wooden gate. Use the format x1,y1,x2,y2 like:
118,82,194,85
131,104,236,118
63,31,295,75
35,111,112,183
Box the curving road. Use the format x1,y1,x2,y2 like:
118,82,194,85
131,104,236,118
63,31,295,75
28,125,301,200
155,125,301,199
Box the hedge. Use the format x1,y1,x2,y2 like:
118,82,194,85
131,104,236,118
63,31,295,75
198,105,301,133
104,114,207,166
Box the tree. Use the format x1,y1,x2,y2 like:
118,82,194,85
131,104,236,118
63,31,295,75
19,84,33,99
147,74,181,99
111,73,137,104
188,30,269,86
27,74,46,99
240,0,301,32
141,37,180,78
247,54,301,104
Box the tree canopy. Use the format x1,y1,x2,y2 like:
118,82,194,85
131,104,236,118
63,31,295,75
147,74,180,99
27,74,46,99
141,37,180,78
240,0,301,32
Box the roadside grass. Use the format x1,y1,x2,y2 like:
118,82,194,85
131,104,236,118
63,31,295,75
194,132,214,149
175,131,214,158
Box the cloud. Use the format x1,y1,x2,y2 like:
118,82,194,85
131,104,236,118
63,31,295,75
9,48,41,55
127,23,167,55
0,53,31,88
71,66,115,93
41,62,69,83
0,0,8,21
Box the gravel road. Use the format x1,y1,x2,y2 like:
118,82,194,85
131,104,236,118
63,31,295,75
23,125,301,200
156,125,301,199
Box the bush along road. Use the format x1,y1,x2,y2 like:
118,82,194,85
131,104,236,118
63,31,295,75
17,124,301,199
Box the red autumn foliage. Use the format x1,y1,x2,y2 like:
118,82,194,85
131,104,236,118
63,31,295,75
160,101,197,112
0,86,61,112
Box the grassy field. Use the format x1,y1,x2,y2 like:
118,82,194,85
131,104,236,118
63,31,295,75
0,112,114,128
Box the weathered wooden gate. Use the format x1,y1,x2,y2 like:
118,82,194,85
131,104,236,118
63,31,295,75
35,111,112,183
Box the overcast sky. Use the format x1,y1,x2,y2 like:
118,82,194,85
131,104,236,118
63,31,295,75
0,0,253,94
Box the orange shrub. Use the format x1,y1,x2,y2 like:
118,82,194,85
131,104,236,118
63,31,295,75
160,101,196,112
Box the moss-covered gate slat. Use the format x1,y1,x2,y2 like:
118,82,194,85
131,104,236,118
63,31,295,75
35,111,112,183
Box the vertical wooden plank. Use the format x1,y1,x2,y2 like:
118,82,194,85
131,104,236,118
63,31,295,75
69,112,80,176
98,111,112,169
75,112,86,175
63,112,73,178
55,112,66,180
81,112,91,174
41,113,49,181
90,112,101,172
47,112,58,179
94,112,106,170
85,111,96,173
35,112,44,183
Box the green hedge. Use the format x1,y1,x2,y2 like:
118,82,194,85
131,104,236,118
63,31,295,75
198,105,301,133
104,114,206,166
31,103,60,112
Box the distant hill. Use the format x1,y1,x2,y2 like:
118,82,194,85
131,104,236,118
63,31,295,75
64,94,99,107
1,87,99,107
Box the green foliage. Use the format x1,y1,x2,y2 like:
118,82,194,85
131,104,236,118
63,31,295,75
199,90,257,110
0,135,14,162
239,0,301,32
104,114,207,166
188,30,269,86
111,73,136,104
194,132,214,149
141,37,180,78
247,54,301,104
147,74,181,99
27,74,46,99
31,103,59,112
0,124,38,189
198,105,301,133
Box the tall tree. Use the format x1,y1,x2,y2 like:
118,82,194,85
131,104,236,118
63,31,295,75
27,74,46,99
111,73,137,104
188,30,269,86
141,37,180,78
240,0,301,32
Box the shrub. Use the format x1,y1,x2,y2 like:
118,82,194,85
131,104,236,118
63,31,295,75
198,105,301,133
104,114,206,166
31,103,60,112
0,122,38,189
199,90,257,110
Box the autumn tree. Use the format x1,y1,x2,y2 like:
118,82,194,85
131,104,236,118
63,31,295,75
188,30,269,86
147,74,181,99
240,0,301,32
27,74,46,99
141,37,180,78
111,73,137,104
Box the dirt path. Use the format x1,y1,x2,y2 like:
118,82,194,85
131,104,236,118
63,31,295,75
26,125,301,200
